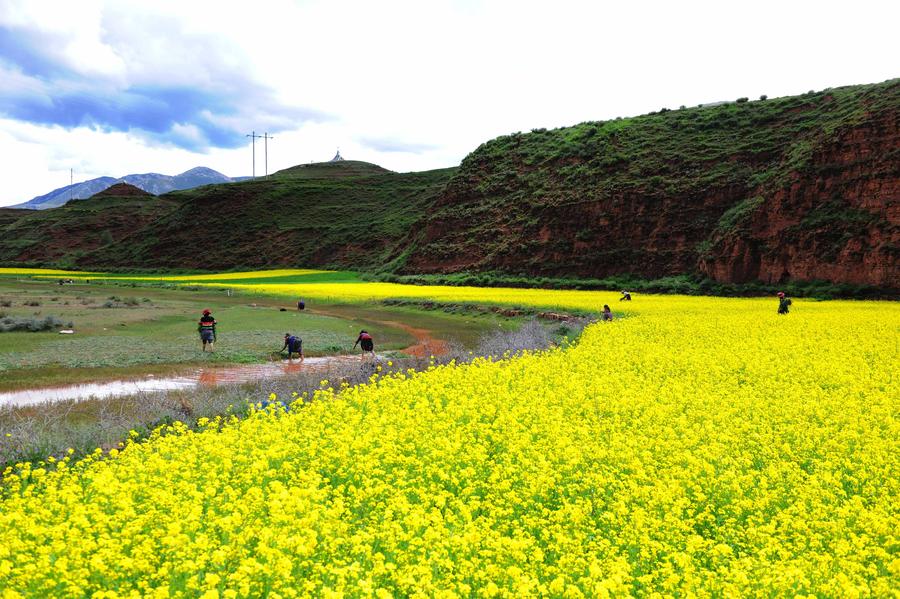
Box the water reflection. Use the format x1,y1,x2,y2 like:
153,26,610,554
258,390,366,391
0,356,361,407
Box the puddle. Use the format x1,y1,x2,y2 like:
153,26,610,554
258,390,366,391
0,355,362,408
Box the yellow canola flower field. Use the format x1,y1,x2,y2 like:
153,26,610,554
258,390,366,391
227,280,613,312
0,268,100,276
115,269,332,281
1,292,898,597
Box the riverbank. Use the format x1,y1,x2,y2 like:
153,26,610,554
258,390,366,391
0,318,570,467
0,276,518,392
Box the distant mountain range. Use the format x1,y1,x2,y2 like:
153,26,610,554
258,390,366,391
11,167,249,210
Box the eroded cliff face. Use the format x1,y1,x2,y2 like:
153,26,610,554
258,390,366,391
405,81,899,288
702,107,898,287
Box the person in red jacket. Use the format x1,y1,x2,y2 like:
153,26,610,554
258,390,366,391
353,330,375,362
198,309,217,352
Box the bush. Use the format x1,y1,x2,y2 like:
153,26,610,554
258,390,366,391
736,97,749,103
0,315,73,332
475,319,563,358
0,300,11,307
759,94,768,101
24,300,41,307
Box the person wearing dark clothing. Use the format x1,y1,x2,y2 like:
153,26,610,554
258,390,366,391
281,333,304,361
297,299,305,311
620,291,632,301
777,292,792,315
353,330,375,361
600,305,614,321
198,309,217,352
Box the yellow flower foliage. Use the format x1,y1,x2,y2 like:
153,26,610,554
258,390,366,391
230,280,616,310
118,269,331,281
0,268,99,276
0,285,898,596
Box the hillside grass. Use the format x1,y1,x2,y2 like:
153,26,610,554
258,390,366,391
81,165,458,271
409,79,898,281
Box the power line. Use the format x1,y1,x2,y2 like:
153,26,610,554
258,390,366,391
246,131,263,177
260,132,274,178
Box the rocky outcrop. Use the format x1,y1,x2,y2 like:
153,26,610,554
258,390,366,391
701,104,898,288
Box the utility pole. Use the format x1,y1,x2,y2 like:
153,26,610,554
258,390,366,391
246,131,263,177
69,168,73,203
260,132,274,178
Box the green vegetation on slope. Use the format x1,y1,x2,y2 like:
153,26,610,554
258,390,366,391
85,162,456,271
0,195,179,268
405,79,898,286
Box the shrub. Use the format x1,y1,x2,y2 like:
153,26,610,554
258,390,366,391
24,300,41,307
0,315,72,332
759,94,768,101
736,97,749,103
0,300,11,307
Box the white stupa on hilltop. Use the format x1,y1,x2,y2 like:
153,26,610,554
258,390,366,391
330,149,344,162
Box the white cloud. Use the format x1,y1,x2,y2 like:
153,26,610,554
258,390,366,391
1,0,898,205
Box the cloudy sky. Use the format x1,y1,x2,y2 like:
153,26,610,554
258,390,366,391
0,0,897,206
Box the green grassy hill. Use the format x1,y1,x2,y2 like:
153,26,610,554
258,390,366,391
75,162,456,271
0,188,180,267
405,79,898,289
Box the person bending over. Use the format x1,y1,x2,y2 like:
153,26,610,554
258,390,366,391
282,333,304,361
353,330,375,362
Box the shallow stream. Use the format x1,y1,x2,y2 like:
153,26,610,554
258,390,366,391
0,355,362,407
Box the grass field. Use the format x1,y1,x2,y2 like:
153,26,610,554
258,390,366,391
0,271,522,391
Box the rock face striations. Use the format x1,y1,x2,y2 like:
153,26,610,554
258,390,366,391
700,104,898,287
405,80,899,288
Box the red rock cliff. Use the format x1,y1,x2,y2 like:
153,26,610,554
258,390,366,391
405,80,899,289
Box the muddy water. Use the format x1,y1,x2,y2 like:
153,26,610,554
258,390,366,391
0,316,452,408
0,356,364,408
